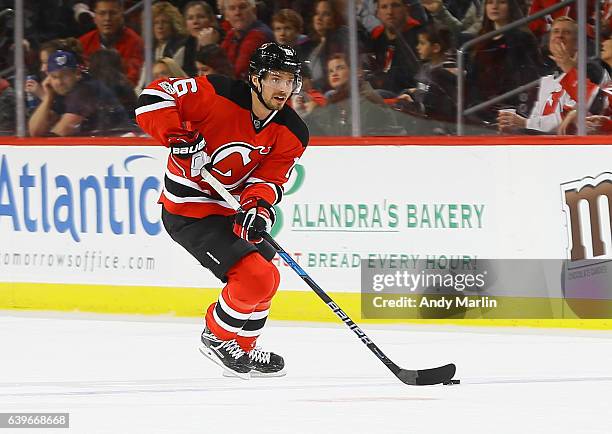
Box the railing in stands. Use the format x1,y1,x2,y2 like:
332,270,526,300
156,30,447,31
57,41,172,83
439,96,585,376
124,1,144,16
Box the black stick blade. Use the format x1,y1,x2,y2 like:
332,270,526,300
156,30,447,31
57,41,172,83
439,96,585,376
396,363,457,386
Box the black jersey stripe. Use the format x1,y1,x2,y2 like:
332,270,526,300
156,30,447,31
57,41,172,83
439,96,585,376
207,74,251,110
137,93,166,108
241,316,268,332
214,303,248,329
164,175,219,199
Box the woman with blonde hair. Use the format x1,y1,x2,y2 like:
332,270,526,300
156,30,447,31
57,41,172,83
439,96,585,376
137,2,189,92
152,1,189,65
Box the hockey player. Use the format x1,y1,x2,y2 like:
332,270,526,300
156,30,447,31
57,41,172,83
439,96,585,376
135,43,308,378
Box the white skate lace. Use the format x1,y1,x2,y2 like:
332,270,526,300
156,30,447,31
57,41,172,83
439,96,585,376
221,340,246,360
248,347,271,364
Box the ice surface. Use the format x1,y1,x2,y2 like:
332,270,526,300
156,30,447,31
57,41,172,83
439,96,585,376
0,312,611,434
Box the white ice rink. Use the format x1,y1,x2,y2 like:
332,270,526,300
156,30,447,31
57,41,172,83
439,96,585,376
1,312,611,434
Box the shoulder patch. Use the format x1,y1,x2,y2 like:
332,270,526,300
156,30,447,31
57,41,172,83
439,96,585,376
158,81,176,94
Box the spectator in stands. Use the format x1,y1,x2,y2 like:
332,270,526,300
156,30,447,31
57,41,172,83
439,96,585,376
182,1,223,76
151,2,189,65
271,9,315,62
195,44,235,77
37,40,64,77
80,0,144,86
221,0,273,79
135,1,189,89
28,50,129,137
466,0,542,123
89,49,137,119
308,0,350,90
557,32,612,134
25,38,84,103
305,52,405,135
498,17,609,133
368,0,425,95
420,0,482,38
152,57,188,80
289,64,327,117
396,24,457,123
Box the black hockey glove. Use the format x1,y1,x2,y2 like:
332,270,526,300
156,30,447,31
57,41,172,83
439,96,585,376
233,198,276,243
168,131,207,159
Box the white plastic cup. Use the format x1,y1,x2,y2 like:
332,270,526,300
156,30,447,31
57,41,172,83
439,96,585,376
498,108,516,115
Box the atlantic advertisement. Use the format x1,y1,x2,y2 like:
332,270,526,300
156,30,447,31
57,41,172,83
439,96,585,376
1,144,611,317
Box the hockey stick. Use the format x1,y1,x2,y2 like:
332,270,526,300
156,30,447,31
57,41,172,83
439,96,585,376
201,167,457,386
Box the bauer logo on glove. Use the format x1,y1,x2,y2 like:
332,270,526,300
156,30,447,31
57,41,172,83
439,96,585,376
168,132,207,159
233,198,276,243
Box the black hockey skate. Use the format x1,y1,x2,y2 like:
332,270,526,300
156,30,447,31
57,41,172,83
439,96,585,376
199,328,251,380
247,346,286,377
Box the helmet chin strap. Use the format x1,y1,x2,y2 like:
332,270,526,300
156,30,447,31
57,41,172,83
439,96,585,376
249,74,276,112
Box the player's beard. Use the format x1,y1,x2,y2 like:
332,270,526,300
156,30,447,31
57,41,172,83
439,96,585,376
265,93,289,110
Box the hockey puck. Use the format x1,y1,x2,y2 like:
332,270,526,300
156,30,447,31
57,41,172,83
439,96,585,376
443,379,461,385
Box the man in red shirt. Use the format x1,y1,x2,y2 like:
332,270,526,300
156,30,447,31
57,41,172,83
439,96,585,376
221,0,273,80
369,0,423,93
79,0,144,85
136,43,308,378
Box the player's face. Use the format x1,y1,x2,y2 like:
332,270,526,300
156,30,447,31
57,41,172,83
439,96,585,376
273,21,299,46
327,57,349,89
224,0,256,32
259,70,295,110
94,1,124,38
49,69,80,95
185,5,213,37
377,0,407,30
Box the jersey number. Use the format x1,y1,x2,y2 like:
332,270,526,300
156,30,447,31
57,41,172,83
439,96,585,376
173,78,197,96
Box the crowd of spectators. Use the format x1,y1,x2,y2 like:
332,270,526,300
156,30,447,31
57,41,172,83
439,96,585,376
0,0,610,136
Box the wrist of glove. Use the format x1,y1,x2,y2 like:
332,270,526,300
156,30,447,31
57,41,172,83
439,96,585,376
168,131,207,159
233,198,276,243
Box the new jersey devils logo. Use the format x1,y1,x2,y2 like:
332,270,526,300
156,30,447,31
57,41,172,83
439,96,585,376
209,142,271,190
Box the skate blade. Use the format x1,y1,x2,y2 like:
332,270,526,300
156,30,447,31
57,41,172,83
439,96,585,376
222,369,287,378
198,346,250,380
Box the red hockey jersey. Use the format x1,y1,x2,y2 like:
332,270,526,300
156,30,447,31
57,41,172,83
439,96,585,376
135,75,309,218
